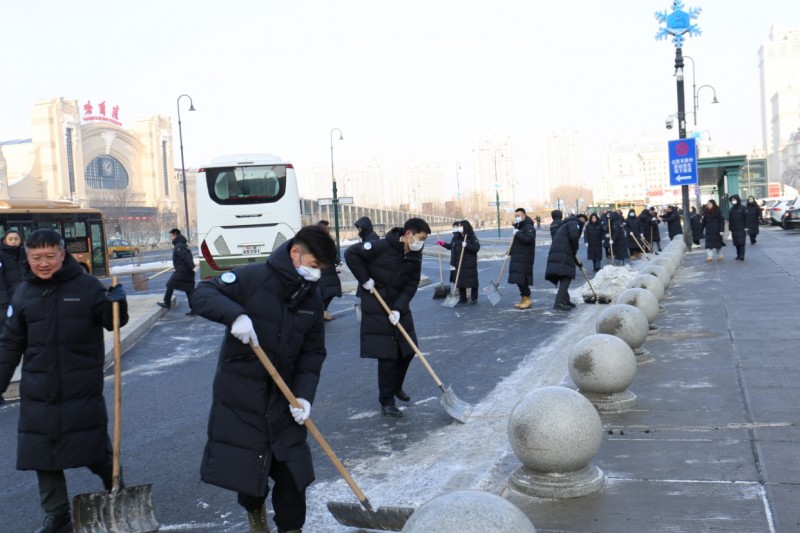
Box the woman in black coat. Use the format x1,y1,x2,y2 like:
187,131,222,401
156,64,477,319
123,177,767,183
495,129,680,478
690,207,703,245
702,199,725,261
647,208,662,251
745,196,761,244
453,220,480,303
583,213,604,271
508,209,536,309
728,195,747,261
608,211,630,265
0,230,27,327
440,222,464,284
625,209,642,258
662,205,683,240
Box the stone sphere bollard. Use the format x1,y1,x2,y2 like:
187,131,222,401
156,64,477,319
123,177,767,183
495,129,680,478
568,334,637,411
596,303,652,362
616,287,661,336
652,255,678,277
628,274,665,301
640,264,671,288
507,386,605,498
401,490,536,533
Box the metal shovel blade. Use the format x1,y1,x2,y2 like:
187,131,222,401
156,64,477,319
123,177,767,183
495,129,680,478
441,291,460,308
72,485,159,533
327,501,414,531
482,283,502,306
440,384,473,423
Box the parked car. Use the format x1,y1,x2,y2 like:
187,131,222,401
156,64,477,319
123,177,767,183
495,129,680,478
107,239,140,258
765,199,797,225
782,206,800,230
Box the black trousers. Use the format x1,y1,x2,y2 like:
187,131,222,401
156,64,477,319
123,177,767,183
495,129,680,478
323,295,334,310
37,458,113,516
237,459,305,532
750,233,757,244
555,277,572,306
517,284,531,297
164,286,194,308
736,244,746,259
378,348,414,407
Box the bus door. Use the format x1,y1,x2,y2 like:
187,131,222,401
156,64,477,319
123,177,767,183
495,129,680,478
89,219,108,276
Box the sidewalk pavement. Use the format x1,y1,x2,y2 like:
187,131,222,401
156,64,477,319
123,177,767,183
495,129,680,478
502,228,800,531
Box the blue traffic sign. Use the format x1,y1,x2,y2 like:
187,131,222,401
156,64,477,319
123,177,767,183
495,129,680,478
668,138,698,186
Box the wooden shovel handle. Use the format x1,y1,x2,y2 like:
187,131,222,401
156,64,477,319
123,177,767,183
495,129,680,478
370,289,445,389
249,342,372,509
608,219,614,260
111,277,123,491
452,239,467,288
495,239,514,285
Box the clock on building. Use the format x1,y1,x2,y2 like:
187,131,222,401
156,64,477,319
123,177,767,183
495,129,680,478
102,160,113,175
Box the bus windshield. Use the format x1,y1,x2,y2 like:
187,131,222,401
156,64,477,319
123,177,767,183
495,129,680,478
206,165,287,205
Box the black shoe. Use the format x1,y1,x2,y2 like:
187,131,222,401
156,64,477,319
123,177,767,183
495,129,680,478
156,302,169,309
470,298,478,305
381,405,403,417
568,302,576,308
553,303,572,311
457,298,468,304
395,390,410,402
35,514,73,533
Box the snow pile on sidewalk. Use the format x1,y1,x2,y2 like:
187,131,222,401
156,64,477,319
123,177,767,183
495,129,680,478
571,264,637,303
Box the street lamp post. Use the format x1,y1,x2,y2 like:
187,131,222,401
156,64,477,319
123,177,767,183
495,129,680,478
455,162,462,203
494,149,503,238
176,94,195,242
330,128,344,257
656,1,702,248
682,56,719,127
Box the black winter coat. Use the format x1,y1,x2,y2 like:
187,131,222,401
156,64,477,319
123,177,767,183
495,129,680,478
445,233,479,288
0,253,128,471
647,213,662,242
345,228,421,360
545,216,583,284
0,243,27,309
702,209,725,249
166,235,196,292
662,209,682,239
728,196,747,246
443,233,465,283
583,220,604,261
608,212,629,260
190,240,326,497
549,220,563,240
690,213,703,242
745,202,761,235
625,213,642,252
508,216,535,286
319,261,342,302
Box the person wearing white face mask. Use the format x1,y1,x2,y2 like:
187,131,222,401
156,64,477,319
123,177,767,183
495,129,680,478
345,217,431,418
190,225,337,533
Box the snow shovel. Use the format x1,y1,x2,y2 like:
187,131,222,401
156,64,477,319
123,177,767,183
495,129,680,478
603,219,614,267
631,233,652,261
578,260,610,304
131,266,173,292
648,226,660,255
441,240,466,308
483,240,513,306
371,289,473,423
72,277,159,533
432,233,449,300
248,342,414,531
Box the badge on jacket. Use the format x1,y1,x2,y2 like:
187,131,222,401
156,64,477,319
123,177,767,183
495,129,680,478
220,272,237,284
364,242,372,250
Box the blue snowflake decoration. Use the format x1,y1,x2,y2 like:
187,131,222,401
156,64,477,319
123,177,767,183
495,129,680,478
655,0,702,47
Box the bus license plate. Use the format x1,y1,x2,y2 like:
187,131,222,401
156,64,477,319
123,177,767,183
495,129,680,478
241,246,261,255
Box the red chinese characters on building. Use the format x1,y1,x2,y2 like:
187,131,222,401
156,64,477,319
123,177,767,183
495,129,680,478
82,99,122,126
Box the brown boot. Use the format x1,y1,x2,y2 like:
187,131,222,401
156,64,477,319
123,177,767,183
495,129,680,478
323,311,334,321
514,296,524,308
518,296,533,310
247,505,269,533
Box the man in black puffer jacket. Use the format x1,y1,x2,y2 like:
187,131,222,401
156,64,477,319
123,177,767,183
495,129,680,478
354,216,379,243
728,194,747,261
549,209,564,240
661,205,683,241
345,217,431,418
545,213,587,311
158,228,196,315
0,229,128,533
190,225,336,533
508,208,536,309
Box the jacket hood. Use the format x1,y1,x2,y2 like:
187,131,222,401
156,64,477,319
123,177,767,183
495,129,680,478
0,241,23,256
267,238,319,307
730,194,742,203
610,211,621,222
25,250,83,285
173,234,188,246
354,216,374,232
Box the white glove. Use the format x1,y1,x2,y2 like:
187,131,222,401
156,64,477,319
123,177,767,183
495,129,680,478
512,228,519,235
231,314,258,347
290,398,311,425
362,278,375,291
388,310,400,325
609,240,614,245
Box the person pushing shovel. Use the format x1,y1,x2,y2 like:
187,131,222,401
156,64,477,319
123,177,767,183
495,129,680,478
345,217,431,418
508,207,536,309
190,225,337,533
0,229,128,533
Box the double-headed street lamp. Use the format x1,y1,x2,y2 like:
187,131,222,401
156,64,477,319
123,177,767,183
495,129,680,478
330,128,344,257
682,56,719,127
494,149,504,238
176,94,196,242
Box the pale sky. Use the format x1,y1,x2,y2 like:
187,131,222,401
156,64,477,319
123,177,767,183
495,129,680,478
1,0,796,201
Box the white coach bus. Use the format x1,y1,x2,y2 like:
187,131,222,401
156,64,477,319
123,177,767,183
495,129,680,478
196,154,302,279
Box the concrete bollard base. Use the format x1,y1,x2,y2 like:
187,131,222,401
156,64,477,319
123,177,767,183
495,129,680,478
508,464,605,499
580,389,637,412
